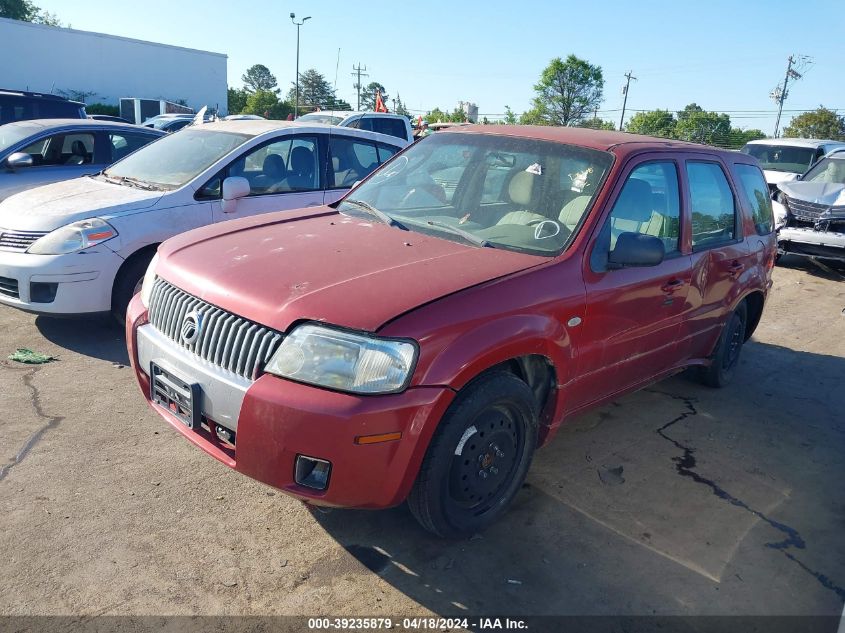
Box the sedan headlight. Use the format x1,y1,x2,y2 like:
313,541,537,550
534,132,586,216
139,253,159,308
264,323,417,394
27,218,118,255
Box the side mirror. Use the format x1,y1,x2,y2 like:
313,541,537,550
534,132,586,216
221,176,250,213
608,232,665,269
6,152,33,171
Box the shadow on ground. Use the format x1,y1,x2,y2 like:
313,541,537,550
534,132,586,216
777,254,845,281
311,342,845,618
35,315,129,365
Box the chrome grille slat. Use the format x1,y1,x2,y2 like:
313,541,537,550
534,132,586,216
0,229,48,251
787,197,827,221
147,278,283,379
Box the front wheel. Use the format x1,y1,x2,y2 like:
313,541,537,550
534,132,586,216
408,372,538,538
699,302,747,388
111,253,154,324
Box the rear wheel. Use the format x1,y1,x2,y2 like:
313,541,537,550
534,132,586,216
700,302,747,388
111,253,154,324
408,372,538,538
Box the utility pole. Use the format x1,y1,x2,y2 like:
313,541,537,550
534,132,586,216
290,13,311,118
772,55,802,138
619,71,637,131
351,63,368,111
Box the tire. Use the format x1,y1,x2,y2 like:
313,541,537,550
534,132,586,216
700,302,747,388
408,371,538,538
111,252,154,324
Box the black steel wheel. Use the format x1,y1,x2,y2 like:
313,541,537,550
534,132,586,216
408,371,538,538
700,302,747,388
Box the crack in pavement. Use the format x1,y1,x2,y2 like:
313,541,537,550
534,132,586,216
645,388,845,601
0,367,64,482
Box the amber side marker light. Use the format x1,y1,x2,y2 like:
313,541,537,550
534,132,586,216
87,231,115,241
355,432,402,445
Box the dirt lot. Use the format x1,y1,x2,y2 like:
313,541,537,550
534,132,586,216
0,255,843,621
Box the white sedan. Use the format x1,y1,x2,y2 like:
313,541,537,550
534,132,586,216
0,120,406,319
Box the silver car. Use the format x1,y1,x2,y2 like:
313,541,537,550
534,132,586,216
1,119,164,202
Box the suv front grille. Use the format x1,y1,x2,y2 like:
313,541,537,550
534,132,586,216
0,229,48,251
147,278,283,379
786,197,827,221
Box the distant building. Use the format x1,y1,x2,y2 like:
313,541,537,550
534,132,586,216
458,101,479,123
0,17,228,115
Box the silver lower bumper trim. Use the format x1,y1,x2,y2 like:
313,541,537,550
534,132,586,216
136,324,251,431
779,227,845,248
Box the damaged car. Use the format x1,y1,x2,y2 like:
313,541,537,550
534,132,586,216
773,148,845,263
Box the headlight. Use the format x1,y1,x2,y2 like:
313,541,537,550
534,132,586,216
27,218,118,255
139,253,159,308
264,323,417,394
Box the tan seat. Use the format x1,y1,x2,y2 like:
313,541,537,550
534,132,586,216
496,171,546,225
558,195,591,231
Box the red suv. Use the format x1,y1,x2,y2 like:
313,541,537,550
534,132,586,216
127,126,776,537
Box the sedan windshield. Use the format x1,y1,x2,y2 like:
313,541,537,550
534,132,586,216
0,124,41,154
104,128,249,189
802,154,845,184
742,144,816,173
337,132,613,256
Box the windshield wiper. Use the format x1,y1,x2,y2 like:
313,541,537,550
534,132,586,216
426,220,490,247
345,199,405,229
120,176,164,191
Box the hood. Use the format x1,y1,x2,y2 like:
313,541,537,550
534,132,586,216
763,169,799,186
0,177,164,232
157,208,544,333
778,181,845,206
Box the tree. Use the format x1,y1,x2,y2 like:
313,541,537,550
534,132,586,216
242,90,292,120
242,64,278,94
626,109,676,137
360,82,388,111
503,106,518,125
578,118,616,131
228,87,248,115
728,128,766,149
287,69,347,111
425,107,466,123
783,107,845,141
674,103,731,145
1,0,61,24
526,55,604,127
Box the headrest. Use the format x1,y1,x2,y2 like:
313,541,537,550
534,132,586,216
508,171,535,206
291,146,313,171
262,154,286,178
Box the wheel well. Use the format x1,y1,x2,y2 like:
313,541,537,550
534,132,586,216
741,291,765,341
478,355,557,424
112,244,159,297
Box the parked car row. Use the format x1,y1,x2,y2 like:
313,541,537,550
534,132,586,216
1,116,777,536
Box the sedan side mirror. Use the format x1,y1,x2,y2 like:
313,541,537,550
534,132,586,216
221,176,251,213
608,232,665,269
6,152,33,171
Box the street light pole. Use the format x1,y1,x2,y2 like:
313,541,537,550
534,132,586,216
290,13,311,118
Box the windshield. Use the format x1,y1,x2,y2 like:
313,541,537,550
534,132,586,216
802,154,845,184
337,132,614,256
0,124,40,154
741,144,816,173
297,113,346,125
104,128,249,189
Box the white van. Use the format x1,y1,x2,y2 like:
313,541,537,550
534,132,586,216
741,138,845,193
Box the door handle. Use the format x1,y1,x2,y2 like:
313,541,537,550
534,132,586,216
661,278,685,293
727,261,743,278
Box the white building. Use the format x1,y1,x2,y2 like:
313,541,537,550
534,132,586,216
458,101,479,123
0,17,228,114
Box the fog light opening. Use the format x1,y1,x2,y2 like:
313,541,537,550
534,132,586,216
295,455,332,490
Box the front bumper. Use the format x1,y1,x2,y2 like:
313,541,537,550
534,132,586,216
778,226,845,261
0,247,122,314
126,294,456,509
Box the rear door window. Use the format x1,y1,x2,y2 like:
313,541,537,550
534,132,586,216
686,161,737,249
367,117,407,140
328,136,381,188
734,163,774,235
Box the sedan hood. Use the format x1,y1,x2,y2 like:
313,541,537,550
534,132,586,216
0,177,164,232
157,208,544,332
778,181,845,206
763,170,799,186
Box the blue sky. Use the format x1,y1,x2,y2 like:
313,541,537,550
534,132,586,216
37,0,844,133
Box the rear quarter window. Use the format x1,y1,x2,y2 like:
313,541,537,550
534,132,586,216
734,163,774,235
